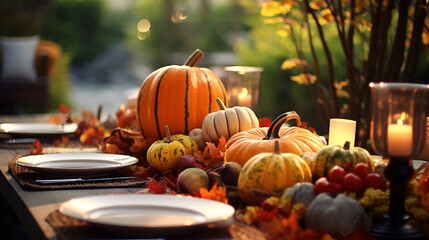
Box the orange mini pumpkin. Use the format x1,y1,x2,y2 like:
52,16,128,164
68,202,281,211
137,49,228,141
226,111,325,166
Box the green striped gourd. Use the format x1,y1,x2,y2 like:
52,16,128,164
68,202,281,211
311,142,374,180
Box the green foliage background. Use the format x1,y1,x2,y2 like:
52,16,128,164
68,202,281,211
23,0,427,124
41,0,123,64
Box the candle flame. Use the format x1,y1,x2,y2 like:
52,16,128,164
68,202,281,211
240,88,249,96
397,112,406,125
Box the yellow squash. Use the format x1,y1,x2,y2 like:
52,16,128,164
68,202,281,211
237,140,312,205
146,126,198,172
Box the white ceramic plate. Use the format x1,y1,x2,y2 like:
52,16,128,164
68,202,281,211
59,194,235,235
0,122,78,135
16,153,138,177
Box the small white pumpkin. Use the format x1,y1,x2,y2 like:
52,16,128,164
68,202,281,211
304,193,371,237
202,98,259,142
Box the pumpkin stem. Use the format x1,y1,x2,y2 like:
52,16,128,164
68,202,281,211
343,141,350,150
263,111,301,140
216,97,227,110
184,49,204,67
164,125,173,143
274,140,280,154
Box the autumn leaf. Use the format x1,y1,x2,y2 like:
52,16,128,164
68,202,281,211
290,73,317,85
423,31,429,46
334,80,348,89
259,117,272,127
281,58,308,70
59,103,71,114
29,140,43,155
319,9,335,25
145,177,167,194
336,89,350,98
193,136,226,168
276,29,289,37
261,1,292,17
129,139,151,154
309,0,327,10
195,183,228,204
334,80,350,98
80,126,106,146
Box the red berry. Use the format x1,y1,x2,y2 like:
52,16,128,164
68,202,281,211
343,173,364,192
314,177,330,194
353,163,370,180
326,182,343,195
364,173,384,189
328,165,347,184
261,201,275,211
277,206,291,217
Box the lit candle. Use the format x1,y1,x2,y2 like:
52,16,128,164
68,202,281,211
328,118,356,148
387,112,412,157
237,88,252,107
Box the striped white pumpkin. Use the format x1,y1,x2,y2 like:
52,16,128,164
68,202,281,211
202,98,259,142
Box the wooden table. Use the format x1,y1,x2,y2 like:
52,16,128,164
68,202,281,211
0,115,233,240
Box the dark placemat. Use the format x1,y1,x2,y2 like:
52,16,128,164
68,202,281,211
8,154,146,190
46,208,234,240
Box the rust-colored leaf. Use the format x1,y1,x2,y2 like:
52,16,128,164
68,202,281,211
29,140,43,155
193,137,226,168
196,183,228,204
145,177,167,194
259,117,272,127
59,103,71,114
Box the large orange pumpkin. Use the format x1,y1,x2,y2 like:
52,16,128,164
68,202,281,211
226,111,325,166
137,49,228,140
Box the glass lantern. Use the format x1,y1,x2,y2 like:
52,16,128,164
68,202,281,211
370,82,428,158
224,66,263,111
369,82,428,239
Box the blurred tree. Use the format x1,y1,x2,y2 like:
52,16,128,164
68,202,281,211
128,0,241,68
237,0,429,146
235,0,323,131
0,0,52,36
40,0,124,63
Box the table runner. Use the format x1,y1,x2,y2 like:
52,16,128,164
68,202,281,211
8,152,146,190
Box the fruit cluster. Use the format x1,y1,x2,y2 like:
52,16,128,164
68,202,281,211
175,158,242,194
314,163,384,195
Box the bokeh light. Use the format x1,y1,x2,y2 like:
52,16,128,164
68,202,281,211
137,19,151,32
171,7,187,23
136,18,151,40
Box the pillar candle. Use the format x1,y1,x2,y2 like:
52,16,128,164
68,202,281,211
387,122,412,157
328,118,356,148
237,88,252,108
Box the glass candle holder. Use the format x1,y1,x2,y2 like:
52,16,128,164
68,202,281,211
224,66,263,111
370,82,428,158
369,82,428,240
